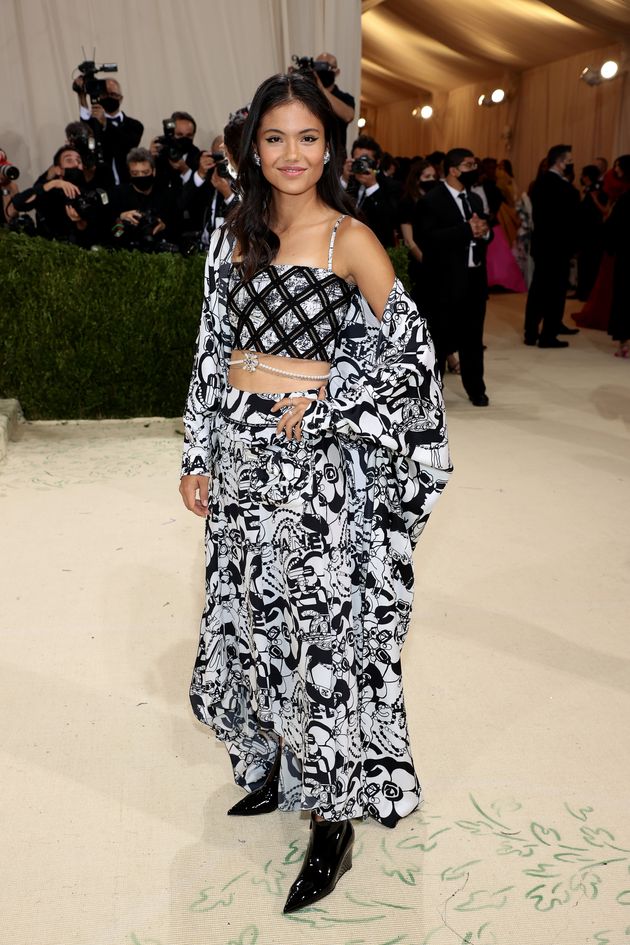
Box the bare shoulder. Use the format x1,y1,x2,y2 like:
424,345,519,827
335,217,395,320
335,216,385,264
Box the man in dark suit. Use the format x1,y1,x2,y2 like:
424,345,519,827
150,110,202,192
342,135,399,248
179,135,237,248
524,144,580,347
76,77,143,185
313,53,355,157
419,147,492,406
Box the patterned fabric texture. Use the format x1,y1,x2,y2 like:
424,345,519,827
228,263,356,361
182,225,453,826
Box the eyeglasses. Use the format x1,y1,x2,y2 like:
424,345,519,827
457,161,477,170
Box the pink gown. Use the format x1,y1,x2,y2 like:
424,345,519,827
486,224,527,292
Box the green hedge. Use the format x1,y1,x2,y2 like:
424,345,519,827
0,232,410,420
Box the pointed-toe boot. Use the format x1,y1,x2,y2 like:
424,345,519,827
283,816,354,914
227,748,281,816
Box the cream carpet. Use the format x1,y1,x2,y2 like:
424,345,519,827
1,294,629,945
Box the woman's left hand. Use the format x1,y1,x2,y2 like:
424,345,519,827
271,386,326,441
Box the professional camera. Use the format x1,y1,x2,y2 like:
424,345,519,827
211,151,231,179
351,155,377,175
72,59,118,100
113,209,178,253
291,55,335,87
155,119,189,162
0,159,20,181
67,188,109,216
66,126,106,168
8,214,36,237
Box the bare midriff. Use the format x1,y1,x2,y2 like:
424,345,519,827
228,350,330,394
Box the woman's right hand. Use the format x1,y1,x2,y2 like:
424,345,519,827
179,475,210,517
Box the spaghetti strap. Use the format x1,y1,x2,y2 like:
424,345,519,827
327,215,346,271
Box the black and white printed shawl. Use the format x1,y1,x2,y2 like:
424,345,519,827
181,224,452,548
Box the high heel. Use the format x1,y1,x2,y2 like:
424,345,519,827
283,815,354,914
226,747,281,816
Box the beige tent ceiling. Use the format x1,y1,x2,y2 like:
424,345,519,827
361,0,630,105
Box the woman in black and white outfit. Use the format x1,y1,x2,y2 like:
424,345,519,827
179,72,451,915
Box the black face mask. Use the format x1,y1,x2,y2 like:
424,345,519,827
100,96,121,114
459,169,479,188
132,175,154,192
318,69,335,89
63,167,85,186
564,162,574,176
421,179,439,192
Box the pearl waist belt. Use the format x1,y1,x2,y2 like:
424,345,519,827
229,350,330,381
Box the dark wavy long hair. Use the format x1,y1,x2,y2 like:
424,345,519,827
229,73,355,280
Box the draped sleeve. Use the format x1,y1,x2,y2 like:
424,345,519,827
180,225,233,477
300,278,452,546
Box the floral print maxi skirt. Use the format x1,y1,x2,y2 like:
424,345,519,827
190,386,421,827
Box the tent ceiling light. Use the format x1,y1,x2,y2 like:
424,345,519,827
357,116,367,128
581,60,621,86
478,89,506,107
420,104,433,119
600,60,618,80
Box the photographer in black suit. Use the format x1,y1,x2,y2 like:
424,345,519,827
313,53,355,156
11,146,110,247
419,148,492,406
76,76,143,185
341,135,398,248
179,134,237,249
524,143,580,347
150,111,201,192
179,108,247,250
110,148,179,251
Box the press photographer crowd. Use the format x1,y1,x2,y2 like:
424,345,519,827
2,53,629,372
0,54,355,255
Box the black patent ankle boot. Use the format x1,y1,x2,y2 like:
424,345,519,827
283,816,354,914
227,747,281,816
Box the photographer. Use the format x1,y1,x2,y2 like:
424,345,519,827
313,53,355,155
180,112,245,249
11,146,110,247
76,76,143,185
110,147,179,252
290,53,354,156
150,111,201,191
65,121,115,193
341,135,398,247
1,148,20,225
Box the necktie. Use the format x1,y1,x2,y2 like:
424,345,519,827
107,116,122,126
458,192,482,265
458,191,472,219
356,186,366,209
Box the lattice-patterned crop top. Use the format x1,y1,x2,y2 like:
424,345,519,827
227,215,356,361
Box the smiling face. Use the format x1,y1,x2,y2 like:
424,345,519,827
256,100,326,195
